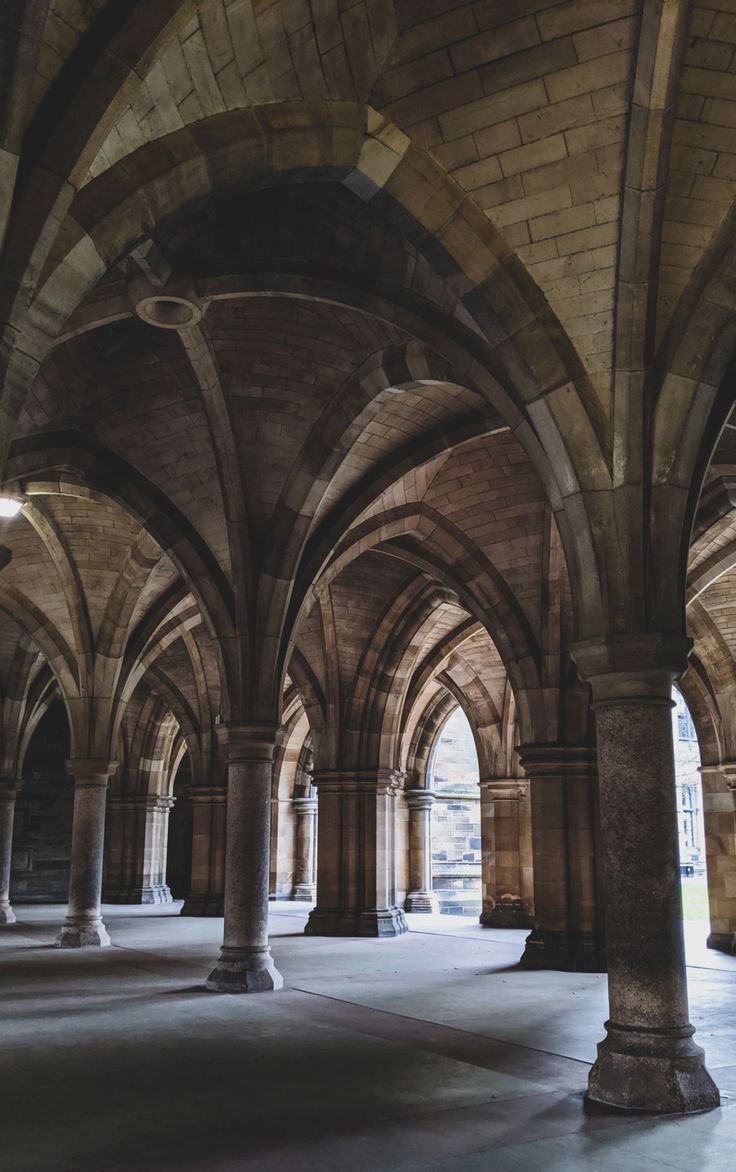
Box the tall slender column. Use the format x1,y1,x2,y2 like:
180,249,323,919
180,785,226,915
479,778,530,927
699,763,736,955
143,795,175,902
518,745,604,971
404,789,438,913
306,769,407,936
574,636,719,1113
292,795,317,900
0,780,20,924
57,759,116,948
206,726,282,993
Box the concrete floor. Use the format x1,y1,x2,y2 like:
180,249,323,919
2,905,736,1171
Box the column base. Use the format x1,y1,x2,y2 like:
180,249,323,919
291,884,316,902
405,890,439,914
102,884,173,905
0,901,16,925
56,917,111,948
519,926,606,972
180,894,224,917
707,930,736,955
586,1022,720,1113
305,906,408,937
480,895,529,928
205,946,283,993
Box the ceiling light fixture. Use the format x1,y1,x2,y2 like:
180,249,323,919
0,496,25,518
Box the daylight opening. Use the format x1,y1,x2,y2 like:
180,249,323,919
673,688,708,930
429,707,481,917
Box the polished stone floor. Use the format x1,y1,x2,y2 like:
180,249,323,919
2,903,735,1171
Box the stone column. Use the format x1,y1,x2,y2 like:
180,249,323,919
57,759,116,948
404,789,438,913
574,636,719,1113
700,763,736,955
180,785,226,915
306,769,407,936
479,778,530,928
143,795,175,902
292,795,317,901
517,745,604,971
103,795,175,903
0,780,20,925
206,726,283,992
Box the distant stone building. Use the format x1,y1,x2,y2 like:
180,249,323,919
429,708,481,915
672,691,706,873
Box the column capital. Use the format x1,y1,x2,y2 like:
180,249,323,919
292,796,318,815
404,788,436,810
571,633,691,705
479,777,525,799
311,768,402,794
220,723,278,763
700,762,736,791
66,758,118,786
109,793,175,812
0,778,21,800
186,785,227,804
517,744,597,779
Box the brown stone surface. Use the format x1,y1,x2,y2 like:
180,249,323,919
2,0,736,1121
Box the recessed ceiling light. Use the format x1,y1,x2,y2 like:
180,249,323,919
0,497,24,518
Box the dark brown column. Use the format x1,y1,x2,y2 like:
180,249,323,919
518,746,604,971
306,769,407,937
479,778,531,928
206,726,282,993
57,759,116,948
574,635,719,1113
404,788,438,913
0,780,20,924
180,785,226,916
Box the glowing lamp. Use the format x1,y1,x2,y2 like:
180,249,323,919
0,497,24,518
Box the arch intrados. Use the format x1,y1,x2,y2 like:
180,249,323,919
401,620,498,731
5,437,235,643
352,580,463,757
426,692,488,785
676,668,723,769
0,587,79,703
274,412,508,661
29,103,603,489
402,688,459,780
303,508,541,691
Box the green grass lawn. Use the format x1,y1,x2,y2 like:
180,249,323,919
680,877,709,922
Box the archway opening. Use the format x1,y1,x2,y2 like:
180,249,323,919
673,689,708,935
429,707,481,917
12,699,72,903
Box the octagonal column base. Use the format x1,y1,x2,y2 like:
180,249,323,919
0,901,16,925
206,946,283,993
291,883,316,902
56,916,111,948
480,895,529,928
405,890,439,914
306,906,408,937
707,930,736,955
520,926,606,972
586,1023,720,1114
